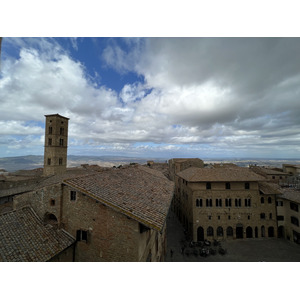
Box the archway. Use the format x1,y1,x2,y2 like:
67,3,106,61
44,213,58,227
226,226,233,237
207,226,214,237
278,226,284,238
268,226,274,237
197,227,204,241
246,226,253,238
217,226,223,237
236,224,243,239
255,227,258,238
261,226,265,237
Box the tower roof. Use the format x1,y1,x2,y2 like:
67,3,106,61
44,113,69,120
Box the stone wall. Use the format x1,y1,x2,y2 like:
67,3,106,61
175,179,278,241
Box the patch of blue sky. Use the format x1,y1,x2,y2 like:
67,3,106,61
55,37,145,93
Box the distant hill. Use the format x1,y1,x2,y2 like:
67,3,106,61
0,155,167,172
0,155,299,173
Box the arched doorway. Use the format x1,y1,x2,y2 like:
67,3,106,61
261,226,265,237
278,226,284,238
217,226,223,237
44,213,58,227
226,226,233,237
207,226,214,237
268,226,274,237
236,224,243,239
246,226,253,238
197,226,204,241
255,227,258,238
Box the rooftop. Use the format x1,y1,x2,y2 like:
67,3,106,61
177,167,266,182
259,182,282,195
63,165,174,232
0,207,75,262
279,188,300,204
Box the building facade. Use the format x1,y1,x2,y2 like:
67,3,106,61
173,166,278,242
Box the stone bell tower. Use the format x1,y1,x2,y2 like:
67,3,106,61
43,114,69,176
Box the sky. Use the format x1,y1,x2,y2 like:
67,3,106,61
1,36,300,159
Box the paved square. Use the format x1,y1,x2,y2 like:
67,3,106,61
166,210,300,262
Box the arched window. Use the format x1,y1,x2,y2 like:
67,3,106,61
206,199,212,207
226,226,233,236
261,197,264,204
207,226,214,237
268,226,274,237
260,213,265,219
216,198,222,207
268,197,272,204
261,226,265,237
217,226,223,237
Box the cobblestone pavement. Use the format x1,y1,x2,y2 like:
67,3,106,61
165,210,300,262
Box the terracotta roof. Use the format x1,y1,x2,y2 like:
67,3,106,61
63,165,174,232
279,188,300,204
177,167,266,182
259,182,282,195
0,207,75,262
258,168,289,176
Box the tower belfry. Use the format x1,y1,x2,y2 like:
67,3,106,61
43,114,69,176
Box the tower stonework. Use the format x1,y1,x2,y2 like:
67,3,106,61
43,114,69,176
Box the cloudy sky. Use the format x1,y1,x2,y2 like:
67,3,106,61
1,37,300,159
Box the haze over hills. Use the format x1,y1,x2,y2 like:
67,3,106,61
0,155,300,173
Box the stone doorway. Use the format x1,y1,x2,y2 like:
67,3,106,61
246,226,253,238
236,224,243,239
197,226,204,241
278,226,284,238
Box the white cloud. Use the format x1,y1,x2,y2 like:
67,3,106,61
1,37,300,158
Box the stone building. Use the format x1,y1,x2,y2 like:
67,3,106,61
250,166,289,184
2,114,174,262
276,188,300,244
173,166,278,242
43,114,69,176
168,158,204,181
282,164,300,176
14,165,174,261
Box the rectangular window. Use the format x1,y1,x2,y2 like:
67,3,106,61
225,182,231,190
260,213,265,219
48,138,52,146
277,215,284,221
245,182,250,189
206,182,211,190
47,158,51,165
49,126,52,134
50,199,55,206
290,202,299,212
59,158,63,165
76,230,88,242
216,198,222,207
291,216,299,227
59,138,64,146
276,201,283,206
60,127,64,135
70,191,77,201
